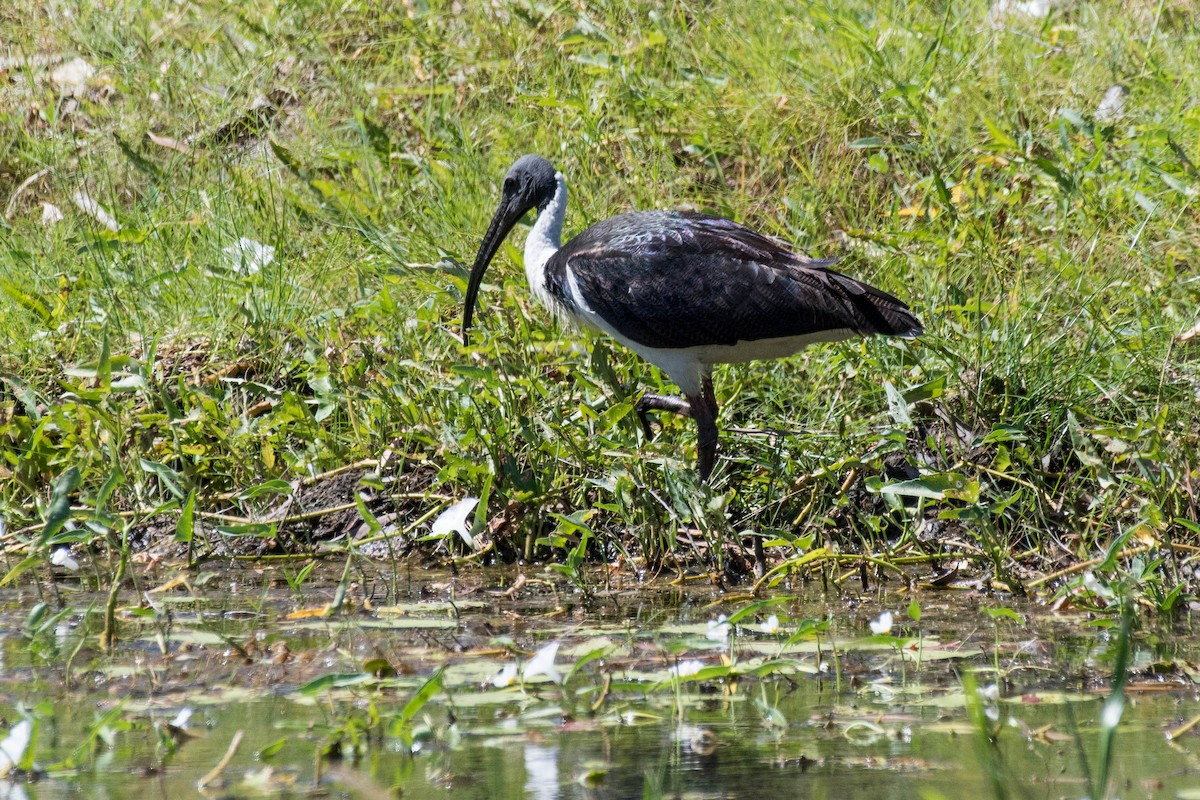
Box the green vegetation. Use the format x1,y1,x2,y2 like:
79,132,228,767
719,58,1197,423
2,0,1198,603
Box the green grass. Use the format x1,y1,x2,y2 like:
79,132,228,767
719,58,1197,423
1,0,1198,601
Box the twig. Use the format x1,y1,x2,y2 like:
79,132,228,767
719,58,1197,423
196,504,357,525
1024,545,1154,590
752,549,911,593
590,671,613,713
4,168,50,220
3,491,452,548
209,458,382,502
451,538,496,566
1167,714,1200,741
792,467,859,528
357,505,441,547
197,729,244,789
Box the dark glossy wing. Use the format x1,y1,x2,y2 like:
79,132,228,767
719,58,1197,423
545,211,922,350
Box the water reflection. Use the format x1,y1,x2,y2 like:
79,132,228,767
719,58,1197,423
524,744,560,800
1,565,1197,799
0,781,29,800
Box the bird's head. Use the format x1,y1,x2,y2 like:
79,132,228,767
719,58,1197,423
462,154,558,344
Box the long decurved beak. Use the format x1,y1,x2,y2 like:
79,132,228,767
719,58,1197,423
462,197,529,346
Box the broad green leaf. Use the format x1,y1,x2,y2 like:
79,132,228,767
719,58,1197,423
175,489,196,543
38,466,81,546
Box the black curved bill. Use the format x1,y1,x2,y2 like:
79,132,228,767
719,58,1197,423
462,197,529,345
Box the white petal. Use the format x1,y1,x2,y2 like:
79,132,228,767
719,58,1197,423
869,611,894,635
71,190,119,232
1095,84,1128,124
705,614,730,642
431,497,480,549
1101,696,1124,729
222,237,275,275
169,708,193,729
0,720,31,776
671,659,704,678
523,641,561,684
41,203,64,226
987,0,1054,21
49,57,94,94
50,548,79,571
758,614,780,634
491,663,518,688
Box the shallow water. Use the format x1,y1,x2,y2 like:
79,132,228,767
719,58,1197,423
2,562,1199,799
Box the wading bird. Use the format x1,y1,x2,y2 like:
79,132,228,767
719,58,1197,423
463,155,922,481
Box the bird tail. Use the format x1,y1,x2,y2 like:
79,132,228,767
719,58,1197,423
825,269,925,339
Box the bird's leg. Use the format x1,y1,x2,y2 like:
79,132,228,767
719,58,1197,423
692,376,719,482
635,393,693,439
635,376,720,482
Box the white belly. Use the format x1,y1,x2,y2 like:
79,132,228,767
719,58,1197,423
625,330,853,394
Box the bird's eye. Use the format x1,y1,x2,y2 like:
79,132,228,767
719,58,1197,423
503,176,518,193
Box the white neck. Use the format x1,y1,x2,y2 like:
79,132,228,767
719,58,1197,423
524,173,567,309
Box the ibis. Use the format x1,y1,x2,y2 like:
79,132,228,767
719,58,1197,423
463,155,923,481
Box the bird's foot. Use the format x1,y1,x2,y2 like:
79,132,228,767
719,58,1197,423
635,393,692,440
635,381,719,484
636,407,656,439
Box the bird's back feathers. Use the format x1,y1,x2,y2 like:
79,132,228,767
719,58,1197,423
544,211,922,351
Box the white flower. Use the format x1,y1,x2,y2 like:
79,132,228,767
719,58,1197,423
705,615,730,643
49,57,95,95
987,0,1052,22
169,708,193,729
431,497,480,549
758,614,780,634
491,662,518,688
223,237,275,275
980,683,1003,723
869,611,894,635
0,720,31,776
72,190,120,232
523,641,562,684
1081,571,1115,599
50,548,79,572
671,659,704,678
1095,84,1128,124
1101,696,1124,729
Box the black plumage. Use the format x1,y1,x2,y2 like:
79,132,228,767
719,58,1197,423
545,211,921,350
